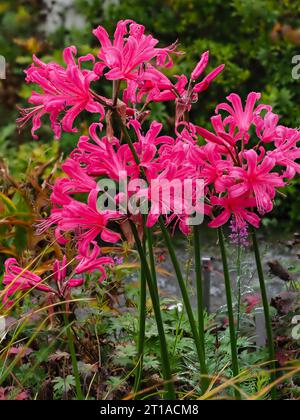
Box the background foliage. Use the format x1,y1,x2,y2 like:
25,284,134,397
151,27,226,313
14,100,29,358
0,0,300,224
0,1,299,400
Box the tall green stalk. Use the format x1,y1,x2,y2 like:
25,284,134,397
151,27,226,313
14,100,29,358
146,227,159,297
236,244,242,338
193,225,206,358
130,220,176,399
133,219,147,396
159,218,209,393
251,229,277,400
133,257,147,396
63,311,83,400
217,228,240,400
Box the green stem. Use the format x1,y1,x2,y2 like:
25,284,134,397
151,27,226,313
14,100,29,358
251,229,277,400
159,218,209,393
146,227,159,297
130,221,176,399
63,311,83,400
133,257,147,396
133,218,147,397
193,225,206,358
217,228,241,400
236,244,242,338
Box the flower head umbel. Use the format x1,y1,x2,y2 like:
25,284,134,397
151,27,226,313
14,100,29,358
197,92,300,229
18,47,105,139
14,20,300,309
2,258,74,308
2,258,52,307
1,252,114,309
93,20,178,81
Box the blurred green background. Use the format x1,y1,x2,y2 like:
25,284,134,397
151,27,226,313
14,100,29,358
0,0,300,228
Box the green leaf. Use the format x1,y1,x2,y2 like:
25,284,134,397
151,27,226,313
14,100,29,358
52,375,75,395
0,192,17,213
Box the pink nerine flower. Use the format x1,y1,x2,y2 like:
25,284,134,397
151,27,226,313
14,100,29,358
17,46,104,139
93,20,178,81
196,92,300,229
53,256,85,291
148,54,224,124
57,190,121,249
254,111,279,143
135,161,203,235
191,51,210,81
209,196,260,229
268,126,300,179
1,253,115,308
2,258,51,306
150,54,224,104
51,159,97,206
215,92,271,141
76,241,114,283
229,150,285,214
71,123,128,180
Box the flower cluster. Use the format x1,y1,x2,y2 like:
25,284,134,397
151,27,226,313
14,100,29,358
17,47,104,140
196,92,300,231
3,20,300,308
2,251,113,309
